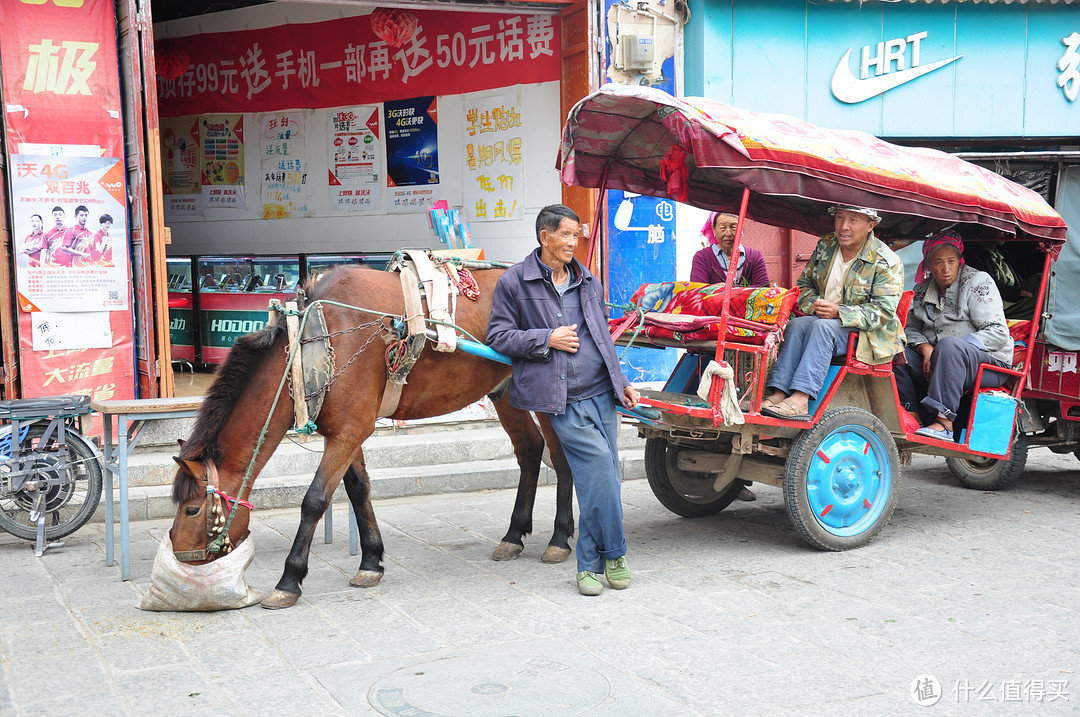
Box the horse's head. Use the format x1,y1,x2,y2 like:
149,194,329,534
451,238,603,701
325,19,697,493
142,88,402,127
169,452,252,563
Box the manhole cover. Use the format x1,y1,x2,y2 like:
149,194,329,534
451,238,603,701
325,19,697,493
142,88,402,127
368,653,610,716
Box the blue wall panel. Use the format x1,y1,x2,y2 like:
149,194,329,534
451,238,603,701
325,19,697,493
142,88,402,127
730,2,806,115
879,5,959,137
953,4,1027,138
1025,8,1080,137
806,2,883,131
605,191,679,383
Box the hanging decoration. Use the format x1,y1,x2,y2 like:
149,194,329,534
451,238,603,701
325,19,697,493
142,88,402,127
659,144,690,203
370,8,419,48
155,39,190,82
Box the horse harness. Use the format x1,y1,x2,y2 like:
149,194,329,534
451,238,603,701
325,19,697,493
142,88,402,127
271,250,480,428
173,460,253,561
378,249,474,417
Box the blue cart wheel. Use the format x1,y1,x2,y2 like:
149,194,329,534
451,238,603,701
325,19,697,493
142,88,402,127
784,406,899,551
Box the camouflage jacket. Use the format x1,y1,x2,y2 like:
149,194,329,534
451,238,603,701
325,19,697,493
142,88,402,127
796,232,905,365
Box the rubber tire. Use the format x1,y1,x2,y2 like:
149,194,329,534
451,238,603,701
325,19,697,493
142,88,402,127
784,406,899,551
0,423,103,541
644,437,745,518
947,433,1028,491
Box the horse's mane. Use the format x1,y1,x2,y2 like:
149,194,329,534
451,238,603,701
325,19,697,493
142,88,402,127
172,300,301,503
171,268,369,503
171,266,395,503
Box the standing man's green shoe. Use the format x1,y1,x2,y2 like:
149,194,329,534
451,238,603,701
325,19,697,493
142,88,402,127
577,571,604,596
604,556,630,589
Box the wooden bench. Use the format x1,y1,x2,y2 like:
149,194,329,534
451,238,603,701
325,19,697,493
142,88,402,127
92,397,204,580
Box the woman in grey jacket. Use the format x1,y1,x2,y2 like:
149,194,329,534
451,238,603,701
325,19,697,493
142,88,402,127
896,232,1013,442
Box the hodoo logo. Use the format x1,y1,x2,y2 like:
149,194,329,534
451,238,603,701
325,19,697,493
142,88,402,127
831,31,960,104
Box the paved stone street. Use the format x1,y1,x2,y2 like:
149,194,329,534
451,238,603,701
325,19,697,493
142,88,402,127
2,450,1079,716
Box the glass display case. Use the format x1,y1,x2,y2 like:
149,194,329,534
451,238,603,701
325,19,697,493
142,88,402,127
197,255,301,295
196,255,300,364
166,257,196,362
303,253,394,283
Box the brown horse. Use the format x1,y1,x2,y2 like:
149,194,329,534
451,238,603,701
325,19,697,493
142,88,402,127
169,265,575,609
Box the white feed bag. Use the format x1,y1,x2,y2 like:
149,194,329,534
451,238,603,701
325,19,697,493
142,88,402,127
139,533,264,611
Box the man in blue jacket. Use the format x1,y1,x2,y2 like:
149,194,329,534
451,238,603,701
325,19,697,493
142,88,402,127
487,204,641,596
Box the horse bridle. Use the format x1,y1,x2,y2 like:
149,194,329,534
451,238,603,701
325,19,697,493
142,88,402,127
173,461,253,562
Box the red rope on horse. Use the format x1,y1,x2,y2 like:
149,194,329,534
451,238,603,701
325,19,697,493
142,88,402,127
385,338,409,373
211,487,253,511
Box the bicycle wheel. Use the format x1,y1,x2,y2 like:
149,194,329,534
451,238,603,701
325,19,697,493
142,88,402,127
0,422,103,541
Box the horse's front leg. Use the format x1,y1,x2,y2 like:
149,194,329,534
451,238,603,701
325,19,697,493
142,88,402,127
343,450,384,588
262,439,356,609
536,413,574,563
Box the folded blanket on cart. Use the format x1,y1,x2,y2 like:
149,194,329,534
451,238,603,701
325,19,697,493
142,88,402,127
1008,319,1031,366
610,282,799,345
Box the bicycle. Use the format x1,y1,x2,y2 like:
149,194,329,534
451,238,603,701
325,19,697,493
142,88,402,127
0,395,103,556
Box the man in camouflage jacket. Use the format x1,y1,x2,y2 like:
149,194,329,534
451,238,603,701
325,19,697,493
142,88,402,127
761,206,905,419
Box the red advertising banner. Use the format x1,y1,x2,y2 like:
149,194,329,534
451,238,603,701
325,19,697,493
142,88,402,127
17,310,134,401
157,10,560,117
0,0,135,401
0,0,124,158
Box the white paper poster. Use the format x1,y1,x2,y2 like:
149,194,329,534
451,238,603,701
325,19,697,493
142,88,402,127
31,311,111,351
328,106,382,211
260,111,308,219
462,88,525,222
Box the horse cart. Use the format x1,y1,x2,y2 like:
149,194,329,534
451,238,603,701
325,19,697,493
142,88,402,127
559,84,1070,550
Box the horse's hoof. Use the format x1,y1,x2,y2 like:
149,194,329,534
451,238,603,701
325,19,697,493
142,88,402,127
541,545,571,563
350,570,383,588
261,590,300,609
492,541,524,561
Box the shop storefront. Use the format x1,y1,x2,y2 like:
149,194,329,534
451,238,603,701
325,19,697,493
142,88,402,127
0,0,606,399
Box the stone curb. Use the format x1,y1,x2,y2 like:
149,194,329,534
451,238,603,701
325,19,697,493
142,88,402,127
91,447,647,522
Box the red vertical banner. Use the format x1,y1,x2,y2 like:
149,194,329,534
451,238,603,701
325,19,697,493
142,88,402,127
0,0,136,400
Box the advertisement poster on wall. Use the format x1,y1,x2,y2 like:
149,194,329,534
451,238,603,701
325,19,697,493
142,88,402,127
385,96,440,214
161,116,201,216
11,155,130,315
462,87,525,223
0,0,136,400
260,111,308,219
202,114,246,210
328,106,383,212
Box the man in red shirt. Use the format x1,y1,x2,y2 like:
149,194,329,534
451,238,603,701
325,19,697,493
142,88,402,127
91,213,114,266
58,205,92,267
42,206,67,267
22,213,44,266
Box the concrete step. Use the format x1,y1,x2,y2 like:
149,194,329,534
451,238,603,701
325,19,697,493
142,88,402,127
98,448,647,522
93,421,647,522
122,423,520,487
